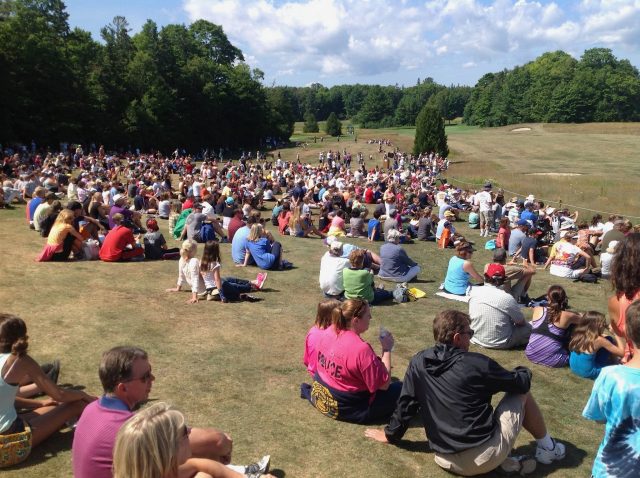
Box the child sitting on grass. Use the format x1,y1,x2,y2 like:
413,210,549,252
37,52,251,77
568,311,623,379
143,219,180,260
199,240,266,303
583,300,640,477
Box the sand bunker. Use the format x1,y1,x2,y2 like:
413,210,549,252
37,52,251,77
511,127,532,132
526,172,582,176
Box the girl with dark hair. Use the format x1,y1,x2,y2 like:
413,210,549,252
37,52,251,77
608,233,640,362
302,299,401,423
525,285,581,367
0,314,95,467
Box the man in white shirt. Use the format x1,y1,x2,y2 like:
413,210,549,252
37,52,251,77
476,182,493,237
319,241,350,298
469,264,531,349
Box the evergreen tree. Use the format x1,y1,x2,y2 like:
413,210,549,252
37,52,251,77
302,112,319,133
413,105,448,157
325,112,342,136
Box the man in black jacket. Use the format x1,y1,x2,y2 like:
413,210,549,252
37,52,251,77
365,310,566,476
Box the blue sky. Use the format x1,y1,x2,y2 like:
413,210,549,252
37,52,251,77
64,0,640,87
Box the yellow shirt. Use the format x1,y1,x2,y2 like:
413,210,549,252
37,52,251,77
47,223,73,246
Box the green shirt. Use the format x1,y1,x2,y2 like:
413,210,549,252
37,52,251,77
342,268,374,303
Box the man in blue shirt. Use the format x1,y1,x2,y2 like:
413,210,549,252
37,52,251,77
232,216,258,265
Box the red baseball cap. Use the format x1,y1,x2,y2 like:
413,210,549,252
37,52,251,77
486,263,506,278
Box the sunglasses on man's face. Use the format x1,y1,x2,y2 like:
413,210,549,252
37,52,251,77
123,370,154,383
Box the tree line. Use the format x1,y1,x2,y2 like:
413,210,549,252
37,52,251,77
0,0,295,151
1,1,639,152
277,80,471,130
463,49,640,126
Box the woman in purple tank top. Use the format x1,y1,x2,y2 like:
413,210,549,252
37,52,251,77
525,285,581,367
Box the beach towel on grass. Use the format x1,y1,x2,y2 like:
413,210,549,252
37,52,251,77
435,291,471,303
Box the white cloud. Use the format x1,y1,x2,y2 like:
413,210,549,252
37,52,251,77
182,0,640,86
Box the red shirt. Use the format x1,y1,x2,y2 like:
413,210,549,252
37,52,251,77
227,216,245,242
99,225,136,262
182,198,194,211
364,188,374,204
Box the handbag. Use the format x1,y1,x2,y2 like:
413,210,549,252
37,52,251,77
0,423,32,468
82,239,100,260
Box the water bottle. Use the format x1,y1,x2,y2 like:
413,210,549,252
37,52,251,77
379,326,394,351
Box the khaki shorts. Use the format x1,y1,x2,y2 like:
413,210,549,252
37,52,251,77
479,210,493,225
433,394,525,476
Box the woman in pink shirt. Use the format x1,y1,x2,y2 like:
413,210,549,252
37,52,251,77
496,217,511,250
301,299,402,423
303,299,342,377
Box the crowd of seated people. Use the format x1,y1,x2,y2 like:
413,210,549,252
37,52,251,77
2,142,639,477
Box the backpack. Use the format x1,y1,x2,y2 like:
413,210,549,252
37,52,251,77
393,283,409,303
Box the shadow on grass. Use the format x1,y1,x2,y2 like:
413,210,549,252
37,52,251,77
269,468,287,477
260,288,280,293
502,441,589,477
58,383,86,391
395,439,431,454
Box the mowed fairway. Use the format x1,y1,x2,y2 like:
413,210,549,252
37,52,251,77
364,122,640,217
2,123,637,477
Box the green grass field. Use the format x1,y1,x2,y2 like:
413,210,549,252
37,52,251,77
2,123,637,477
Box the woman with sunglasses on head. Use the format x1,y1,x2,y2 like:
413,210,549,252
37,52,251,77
302,299,402,424
0,313,96,468
442,241,484,296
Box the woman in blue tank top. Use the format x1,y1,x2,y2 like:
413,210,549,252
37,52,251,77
443,242,484,295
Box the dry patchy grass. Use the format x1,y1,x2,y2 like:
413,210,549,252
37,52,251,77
0,192,611,477
3,122,634,476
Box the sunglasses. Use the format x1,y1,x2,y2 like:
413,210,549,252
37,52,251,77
460,329,475,338
123,370,154,383
182,425,191,439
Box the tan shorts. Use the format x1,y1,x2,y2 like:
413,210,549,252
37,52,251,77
433,394,525,476
479,210,493,225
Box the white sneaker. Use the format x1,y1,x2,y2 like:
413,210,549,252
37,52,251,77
535,439,566,464
245,455,270,475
